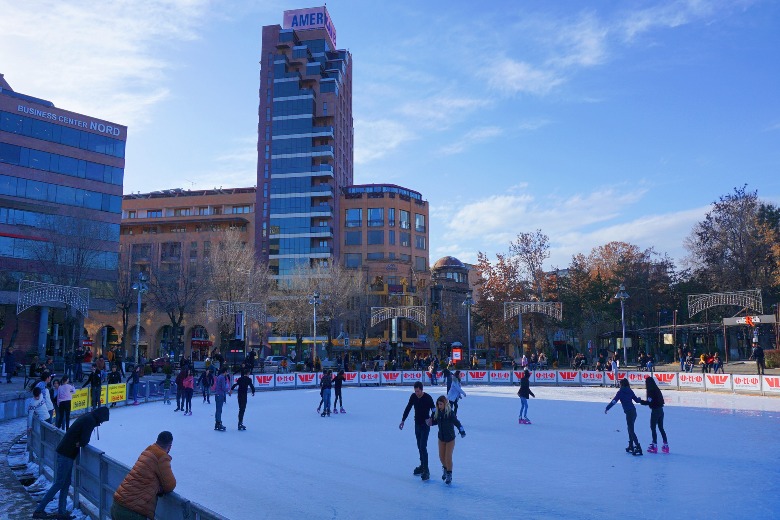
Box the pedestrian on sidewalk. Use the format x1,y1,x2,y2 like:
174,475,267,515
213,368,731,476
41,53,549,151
750,340,765,375
399,381,435,481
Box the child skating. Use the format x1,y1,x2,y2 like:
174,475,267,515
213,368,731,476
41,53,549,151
430,395,466,485
517,368,535,424
640,376,669,454
605,377,643,456
231,368,256,430
333,369,346,413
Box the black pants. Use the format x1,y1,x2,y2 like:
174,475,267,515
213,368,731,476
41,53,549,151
238,394,247,424
56,401,71,431
91,386,101,409
650,408,667,444
414,422,430,470
757,359,765,375
625,409,639,447
451,398,459,415
176,386,183,409
184,388,193,412
334,388,342,408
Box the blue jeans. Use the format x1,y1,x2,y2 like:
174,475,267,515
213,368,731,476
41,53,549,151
414,422,430,470
36,453,74,515
215,394,225,423
132,383,138,402
519,397,528,418
322,388,331,412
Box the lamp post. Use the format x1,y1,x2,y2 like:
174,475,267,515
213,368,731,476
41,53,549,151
463,290,474,362
308,291,320,365
614,284,630,366
132,271,149,365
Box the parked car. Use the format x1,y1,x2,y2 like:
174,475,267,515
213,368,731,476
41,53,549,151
265,355,292,367
149,357,170,373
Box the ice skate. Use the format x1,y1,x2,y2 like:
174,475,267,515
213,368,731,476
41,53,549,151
321,411,327,417
340,407,346,414
333,407,339,414
215,421,226,431
523,418,531,424
316,407,321,414
442,466,447,480
238,423,246,431
662,444,669,454
518,417,523,424
174,407,180,412
633,445,643,456
625,444,634,453
445,471,452,485
413,465,423,476
420,468,430,481
647,443,658,453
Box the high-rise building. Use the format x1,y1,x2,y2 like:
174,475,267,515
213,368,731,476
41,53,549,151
0,74,125,359
257,6,353,278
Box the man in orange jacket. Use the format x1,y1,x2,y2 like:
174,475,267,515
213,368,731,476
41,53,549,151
111,431,176,519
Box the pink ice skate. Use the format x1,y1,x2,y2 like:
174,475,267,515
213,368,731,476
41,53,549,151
662,444,669,454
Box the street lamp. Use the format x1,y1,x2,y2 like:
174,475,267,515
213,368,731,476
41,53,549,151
614,284,630,367
132,271,149,365
463,290,474,362
308,291,320,365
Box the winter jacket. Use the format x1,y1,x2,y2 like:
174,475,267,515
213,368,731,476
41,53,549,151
231,375,255,396
107,371,121,385
35,381,55,412
126,370,141,385
447,379,466,402
83,371,102,389
401,392,435,425
641,386,665,409
214,373,230,397
197,372,214,390
333,374,345,390
606,387,641,414
57,407,110,459
320,374,332,391
57,384,76,403
183,375,194,390
431,410,463,442
26,395,50,429
175,370,186,388
113,443,176,518
517,375,535,399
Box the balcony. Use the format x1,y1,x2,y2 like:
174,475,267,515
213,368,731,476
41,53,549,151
310,226,333,235
310,184,334,195
310,205,333,215
310,246,333,254
312,126,334,138
311,145,334,158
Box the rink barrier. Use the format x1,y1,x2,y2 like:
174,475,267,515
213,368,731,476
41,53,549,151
28,419,227,520
229,370,780,395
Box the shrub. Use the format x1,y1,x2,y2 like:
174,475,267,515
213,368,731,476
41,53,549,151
765,350,780,369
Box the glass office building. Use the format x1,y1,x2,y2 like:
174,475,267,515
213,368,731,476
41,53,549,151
256,6,353,278
0,73,125,357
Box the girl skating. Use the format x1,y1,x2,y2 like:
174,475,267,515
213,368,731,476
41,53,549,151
446,370,466,415
640,376,669,453
333,369,346,413
431,395,466,485
517,369,535,424
605,378,643,456
183,369,194,415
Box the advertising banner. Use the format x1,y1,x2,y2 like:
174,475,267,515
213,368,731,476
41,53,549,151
71,388,89,411
275,373,296,388
402,371,423,384
512,371,525,383
531,370,557,384
381,371,402,384
254,374,275,389
652,372,678,387
678,373,705,389
342,372,359,386
488,370,512,384
424,370,443,383
704,373,732,391
732,375,760,392
624,372,650,386
466,370,489,383
762,375,780,395
604,371,629,386
107,384,126,404
360,372,380,385
295,373,317,387
557,371,581,385
580,371,604,385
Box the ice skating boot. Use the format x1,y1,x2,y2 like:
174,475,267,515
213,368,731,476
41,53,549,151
215,421,226,431
625,444,634,453
647,443,658,454
523,417,532,425
420,467,430,481
340,407,346,414
445,471,452,485
333,407,339,414
321,410,327,417
317,407,321,414
238,423,246,431
413,465,423,476
442,466,447,481
662,443,669,454
326,410,331,416
518,417,523,425
633,445,643,456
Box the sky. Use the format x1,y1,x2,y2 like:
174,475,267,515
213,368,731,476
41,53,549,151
1,0,779,270
84,383,780,520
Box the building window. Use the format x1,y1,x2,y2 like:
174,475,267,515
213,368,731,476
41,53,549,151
232,205,251,214
128,211,136,219
147,209,162,218
399,210,410,229
345,208,362,227
323,102,328,115
388,208,395,227
400,253,411,262
415,214,425,233
170,226,186,233
367,208,383,227
142,226,158,234
191,241,198,249
344,253,361,268
400,232,411,247
367,230,383,245
388,230,395,245
415,256,426,271
197,207,209,215
173,208,191,217
367,252,384,261
415,236,426,250
212,206,222,215
345,231,362,245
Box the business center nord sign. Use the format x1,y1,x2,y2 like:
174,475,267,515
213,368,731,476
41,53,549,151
283,6,337,49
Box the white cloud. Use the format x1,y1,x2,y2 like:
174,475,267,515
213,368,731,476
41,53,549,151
438,126,503,156
490,59,564,96
398,95,492,128
354,118,416,164
0,0,212,127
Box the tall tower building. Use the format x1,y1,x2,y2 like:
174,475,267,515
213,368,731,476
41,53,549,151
257,6,353,278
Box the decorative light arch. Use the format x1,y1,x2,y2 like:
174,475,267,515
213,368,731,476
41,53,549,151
370,306,427,327
503,301,562,322
687,289,762,318
17,280,90,316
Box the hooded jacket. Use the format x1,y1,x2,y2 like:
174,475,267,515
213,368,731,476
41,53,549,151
113,443,176,518
56,407,109,459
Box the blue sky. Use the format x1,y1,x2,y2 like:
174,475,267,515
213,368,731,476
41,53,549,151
1,0,778,269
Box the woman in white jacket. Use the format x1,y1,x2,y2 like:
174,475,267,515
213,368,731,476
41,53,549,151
26,387,51,432
34,372,55,423
446,370,466,414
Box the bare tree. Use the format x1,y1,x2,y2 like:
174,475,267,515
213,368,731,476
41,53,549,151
110,262,136,359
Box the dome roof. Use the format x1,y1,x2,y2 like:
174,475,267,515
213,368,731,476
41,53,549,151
433,256,466,270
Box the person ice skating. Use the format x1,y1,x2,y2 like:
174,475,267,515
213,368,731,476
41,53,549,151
213,367,231,431
182,369,194,415
198,368,214,403
174,367,187,411
231,368,255,430
162,373,172,404
332,369,346,414
83,364,103,410
611,356,620,387
320,369,333,417
446,370,466,415
605,378,643,456
107,365,121,408
56,376,76,431
750,341,765,375
33,407,109,519
431,395,466,485
126,365,141,405
517,368,535,424
399,381,436,481
640,376,669,454
111,431,176,520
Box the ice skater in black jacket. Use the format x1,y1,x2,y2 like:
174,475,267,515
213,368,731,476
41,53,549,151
640,376,669,453
517,368,535,424
332,370,346,413
399,381,436,480
605,378,643,455
231,369,255,431
431,395,465,485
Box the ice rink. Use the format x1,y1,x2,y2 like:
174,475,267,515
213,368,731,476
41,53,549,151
92,384,780,520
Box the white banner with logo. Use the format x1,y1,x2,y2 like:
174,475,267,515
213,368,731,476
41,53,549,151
704,373,732,391
489,370,512,384
381,371,402,384
402,371,423,385
294,373,317,387
580,371,604,385
732,375,760,392
651,372,678,387
678,373,705,389
359,372,380,385
762,375,780,394
556,370,581,385
342,372,360,386
604,371,629,387
466,370,489,383
624,372,650,386
531,370,557,384
275,373,296,388
253,374,275,389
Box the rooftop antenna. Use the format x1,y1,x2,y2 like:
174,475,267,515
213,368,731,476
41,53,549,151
184,179,196,189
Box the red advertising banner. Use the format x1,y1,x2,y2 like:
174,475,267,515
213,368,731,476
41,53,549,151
488,370,511,383
254,374,275,389
275,373,296,388
652,372,678,387
381,371,402,384
704,373,731,391
762,375,780,394
678,373,705,389
466,370,489,383
557,371,581,385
